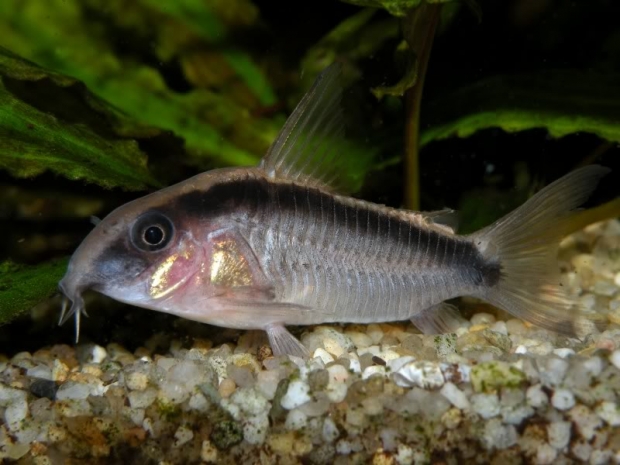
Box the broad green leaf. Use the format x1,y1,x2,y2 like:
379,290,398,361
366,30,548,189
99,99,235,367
142,0,277,106
0,47,161,190
0,258,68,325
421,70,620,146
0,0,280,169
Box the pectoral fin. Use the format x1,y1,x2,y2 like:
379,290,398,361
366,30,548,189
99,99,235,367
265,324,309,358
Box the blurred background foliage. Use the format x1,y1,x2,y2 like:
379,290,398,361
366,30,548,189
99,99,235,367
0,0,619,349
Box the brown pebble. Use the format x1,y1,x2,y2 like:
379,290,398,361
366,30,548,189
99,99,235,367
372,356,386,366
219,378,237,398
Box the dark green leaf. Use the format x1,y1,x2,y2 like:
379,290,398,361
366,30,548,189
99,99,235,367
0,258,68,325
0,0,279,169
0,47,161,190
371,41,419,99
421,70,620,146
142,0,277,106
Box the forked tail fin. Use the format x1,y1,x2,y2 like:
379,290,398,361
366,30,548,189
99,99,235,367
469,165,619,336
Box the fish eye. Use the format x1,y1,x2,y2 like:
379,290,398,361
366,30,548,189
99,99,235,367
143,226,164,246
131,211,174,252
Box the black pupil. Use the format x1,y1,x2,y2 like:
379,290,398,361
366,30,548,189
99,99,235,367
143,226,164,245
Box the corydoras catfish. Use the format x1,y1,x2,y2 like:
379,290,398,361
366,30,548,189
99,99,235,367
59,63,618,358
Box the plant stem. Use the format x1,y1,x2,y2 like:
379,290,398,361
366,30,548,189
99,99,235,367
403,3,441,210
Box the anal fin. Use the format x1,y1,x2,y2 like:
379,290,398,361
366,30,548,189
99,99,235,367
266,324,309,358
410,302,467,334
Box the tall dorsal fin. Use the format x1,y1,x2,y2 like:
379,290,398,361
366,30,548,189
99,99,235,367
259,62,359,195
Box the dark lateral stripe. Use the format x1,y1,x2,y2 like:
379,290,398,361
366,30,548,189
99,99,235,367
170,177,500,286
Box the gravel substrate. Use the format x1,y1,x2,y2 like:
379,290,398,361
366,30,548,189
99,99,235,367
1,220,620,464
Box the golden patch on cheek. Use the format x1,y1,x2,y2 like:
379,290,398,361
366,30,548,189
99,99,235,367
149,248,192,299
210,240,253,287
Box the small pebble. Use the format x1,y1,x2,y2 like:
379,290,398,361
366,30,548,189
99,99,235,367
281,380,311,410
551,389,575,410
218,378,236,398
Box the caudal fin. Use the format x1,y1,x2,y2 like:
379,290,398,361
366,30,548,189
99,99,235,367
469,165,618,337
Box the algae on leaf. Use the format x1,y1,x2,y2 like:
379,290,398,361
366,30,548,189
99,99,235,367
0,259,68,325
0,47,161,191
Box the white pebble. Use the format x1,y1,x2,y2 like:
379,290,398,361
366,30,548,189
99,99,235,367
614,272,620,287
174,425,194,447
128,388,157,409
387,356,416,373
243,413,269,445
125,372,149,391
471,393,500,419
526,384,548,408
552,348,575,358
323,338,345,358
362,365,386,380
201,440,218,462
348,354,361,374
326,364,349,403
56,382,91,400
0,385,28,432
611,350,620,370
231,387,269,416
482,418,517,450
128,408,145,426
547,421,571,450
596,401,620,426
490,321,508,335
26,365,53,381
346,331,373,348
336,439,352,455
312,348,334,364
362,397,383,416
540,357,568,386
285,408,308,430
188,393,209,412
256,370,279,400
582,357,603,377
569,405,602,441
471,313,495,325
280,380,311,410
395,443,414,465
391,361,444,389
91,345,107,364
322,417,340,442
535,444,558,465
551,389,575,410
439,382,470,410
367,324,384,344
515,345,528,354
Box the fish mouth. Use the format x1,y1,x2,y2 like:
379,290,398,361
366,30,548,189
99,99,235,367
58,279,90,344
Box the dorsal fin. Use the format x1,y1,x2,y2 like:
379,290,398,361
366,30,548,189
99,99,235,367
259,62,359,195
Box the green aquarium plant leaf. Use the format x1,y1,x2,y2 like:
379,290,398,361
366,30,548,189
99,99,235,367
420,70,620,146
141,0,277,106
0,47,161,190
0,258,68,325
0,0,280,169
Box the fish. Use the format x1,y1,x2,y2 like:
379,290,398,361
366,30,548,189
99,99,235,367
58,62,619,358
